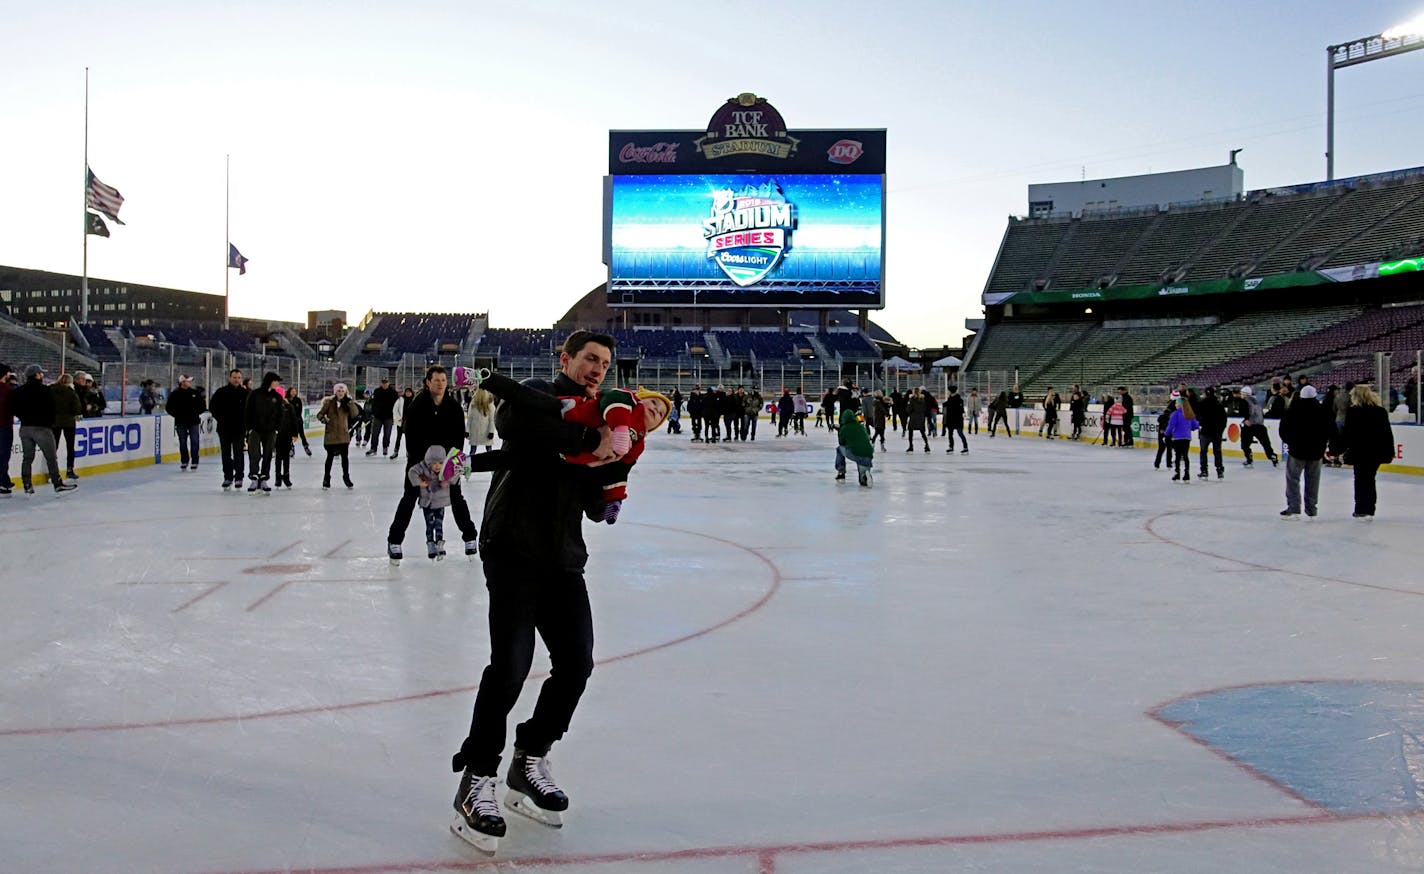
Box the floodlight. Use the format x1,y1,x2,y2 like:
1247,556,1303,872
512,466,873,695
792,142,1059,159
1382,13,1424,40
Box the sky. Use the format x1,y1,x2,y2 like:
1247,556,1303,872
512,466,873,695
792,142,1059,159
2,1,1423,349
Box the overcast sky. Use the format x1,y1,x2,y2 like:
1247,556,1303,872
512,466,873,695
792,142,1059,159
2,1,1422,348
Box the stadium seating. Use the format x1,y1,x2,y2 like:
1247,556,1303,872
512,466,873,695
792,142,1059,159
367,313,474,356
712,330,799,361
809,332,880,358
476,328,556,357
1179,304,1424,388
963,321,1093,385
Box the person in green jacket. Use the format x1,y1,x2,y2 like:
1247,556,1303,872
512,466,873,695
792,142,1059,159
835,407,875,487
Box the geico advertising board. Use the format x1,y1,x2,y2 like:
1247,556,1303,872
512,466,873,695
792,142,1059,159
608,173,884,308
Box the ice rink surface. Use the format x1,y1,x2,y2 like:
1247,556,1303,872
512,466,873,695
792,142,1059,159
3,423,1423,873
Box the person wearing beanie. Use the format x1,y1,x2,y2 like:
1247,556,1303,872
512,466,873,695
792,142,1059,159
9,365,75,495
408,444,455,559
1236,385,1278,468
317,383,357,489
243,372,286,492
1278,383,1334,518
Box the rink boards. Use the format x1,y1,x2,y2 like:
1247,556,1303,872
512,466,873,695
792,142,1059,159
6,406,325,485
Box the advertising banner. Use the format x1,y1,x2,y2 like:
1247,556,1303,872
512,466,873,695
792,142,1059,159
7,407,324,486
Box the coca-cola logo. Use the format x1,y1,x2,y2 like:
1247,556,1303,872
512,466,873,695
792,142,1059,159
619,142,680,164
827,139,863,165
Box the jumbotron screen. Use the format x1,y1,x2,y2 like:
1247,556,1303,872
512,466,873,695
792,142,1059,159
608,173,884,308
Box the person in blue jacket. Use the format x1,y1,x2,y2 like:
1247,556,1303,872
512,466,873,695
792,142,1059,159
1163,394,1199,482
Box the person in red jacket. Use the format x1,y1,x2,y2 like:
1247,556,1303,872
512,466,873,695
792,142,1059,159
468,372,670,512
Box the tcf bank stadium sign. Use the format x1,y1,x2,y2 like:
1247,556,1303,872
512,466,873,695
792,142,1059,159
609,96,885,175
695,93,801,160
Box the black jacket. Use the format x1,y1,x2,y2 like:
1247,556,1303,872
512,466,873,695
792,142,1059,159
245,387,286,434
401,387,469,464
687,392,704,417
1335,405,1395,466
1196,393,1227,438
943,394,965,428
76,384,106,418
478,373,605,571
210,384,250,434
165,386,207,426
10,378,56,427
369,385,399,420
1279,397,1334,461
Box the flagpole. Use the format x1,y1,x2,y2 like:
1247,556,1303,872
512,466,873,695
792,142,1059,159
82,66,89,324
225,154,231,330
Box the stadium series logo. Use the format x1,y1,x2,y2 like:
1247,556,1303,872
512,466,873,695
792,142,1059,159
703,180,798,286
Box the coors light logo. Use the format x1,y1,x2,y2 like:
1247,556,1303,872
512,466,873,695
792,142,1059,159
703,179,798,287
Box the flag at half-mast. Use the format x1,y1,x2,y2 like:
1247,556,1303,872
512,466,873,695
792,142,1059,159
85,167,126,225
228,243,249,275
85,211,110,238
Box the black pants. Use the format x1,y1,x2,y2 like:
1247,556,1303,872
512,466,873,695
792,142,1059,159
453,560,595,777
247,430,277,480
794,412,806,434
390,426,404,455
388,476,477,544
1353,462,1380,515
947,426,968,450
371,418,394,453
1198,432,1224,474
906,424,927,449
275,437,294,485
1241,424,1276,463
691,416,702,440
988,411,1011,436
51,423,77,471
324,444,350,483
1155,434,1174,467
219,430,245,481
777,412,790,436
723,414,737,440
1173,439,1191,476
704,416,719,441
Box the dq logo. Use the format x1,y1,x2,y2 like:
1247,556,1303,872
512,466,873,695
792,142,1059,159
827,139,863,165
702,180,798,287
75,422,143,458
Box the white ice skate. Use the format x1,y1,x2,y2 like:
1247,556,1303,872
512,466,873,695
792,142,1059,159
859,469,873,488
505,750,568,828
450,770,505,854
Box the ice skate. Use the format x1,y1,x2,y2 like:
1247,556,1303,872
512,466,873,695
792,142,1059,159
450,769,505,854
505,750,568,828
436,540,447,561
464,540,478,558
387,542,402,566
427,540,439,560
858,469,872,488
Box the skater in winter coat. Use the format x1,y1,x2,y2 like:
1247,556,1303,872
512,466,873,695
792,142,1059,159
967,389,983,434
1277,385,1334,517
387,365,480,558
165,374,207,472
835,406,876,485
466,387,497,454
987,391,1012,437
1236,386,1279,467
1332,384,1395,518
210,369,250,488
905,388,929,452
943,386,968,453
793,389,808,434
50,373,84,479
1040,390,1059,439
273,390,304,489
1163,396,1199,480
872,390,890,449
318,383,358,489
1195,387,1228,479
390,386,416,457
776,389,793,437
409,444,455,559
244,372,286,491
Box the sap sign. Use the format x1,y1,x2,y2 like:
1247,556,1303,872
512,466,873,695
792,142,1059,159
76,422,145,458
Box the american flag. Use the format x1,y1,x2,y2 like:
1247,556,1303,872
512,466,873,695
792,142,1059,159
85,167,126,225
